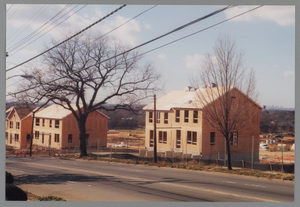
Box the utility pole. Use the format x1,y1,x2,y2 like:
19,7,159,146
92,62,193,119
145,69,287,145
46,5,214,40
153,94,157,163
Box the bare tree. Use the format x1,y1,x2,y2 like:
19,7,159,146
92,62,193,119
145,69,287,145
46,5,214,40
15,34,162,157
191,34,259,170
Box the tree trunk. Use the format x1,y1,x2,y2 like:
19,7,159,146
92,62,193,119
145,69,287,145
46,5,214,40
226,136,232,170
78,117,88,157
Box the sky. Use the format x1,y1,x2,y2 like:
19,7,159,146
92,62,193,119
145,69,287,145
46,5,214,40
5,4,295,108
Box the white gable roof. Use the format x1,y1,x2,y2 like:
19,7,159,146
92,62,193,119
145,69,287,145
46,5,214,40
34,104,109,120
144,86,262,111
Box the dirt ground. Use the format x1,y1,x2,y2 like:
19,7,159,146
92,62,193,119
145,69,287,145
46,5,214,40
107,129,145,148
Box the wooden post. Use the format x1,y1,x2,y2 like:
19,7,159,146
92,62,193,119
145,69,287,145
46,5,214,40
153,95,157,163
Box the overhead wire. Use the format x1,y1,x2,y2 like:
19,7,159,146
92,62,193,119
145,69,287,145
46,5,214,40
7,5,263,97
7,5,51,44
7,5,233,95
6,4,127,73
7,5,75,54
6,5,156,74
6,4,13,13
7,4,21,21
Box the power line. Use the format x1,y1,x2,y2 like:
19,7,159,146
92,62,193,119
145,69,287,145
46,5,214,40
8,5,86,56
6,4,14,13
7,5,234,96
6,5,157,75
7,5,74,53
7,5,50,43
6,4,127,73
7,4,22,21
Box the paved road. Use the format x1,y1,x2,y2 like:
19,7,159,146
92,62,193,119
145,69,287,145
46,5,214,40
6,155,294,202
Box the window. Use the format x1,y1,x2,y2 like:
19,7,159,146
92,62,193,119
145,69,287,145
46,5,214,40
55,134,60,142
187,131,192,144
6,120,8,129
164,112,168,124
149,112,153,123
230,131,238,145
15,134,19,142
192,132,197,145
175,110,180,122
193,111,198,123
163,131,167,144
42,133,44,144
210,132,215,145
26,134,31,142
36,118,40,126
184,110,189,123
35,131,39,139
10,121,13,128
176,130,181,148
68,134,72,143
10,134,12,144
149,130,154,147
49,119,52,128
159,131,167,144
159,131,163,143
16,122,20,129
42,119,45,127
6,132,8,140
55,120,59,128
156,112,160,123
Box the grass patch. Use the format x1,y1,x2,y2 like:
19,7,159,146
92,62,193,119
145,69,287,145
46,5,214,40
34,195,66,201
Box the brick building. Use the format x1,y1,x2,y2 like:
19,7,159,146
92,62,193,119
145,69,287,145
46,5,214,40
144,86,261,161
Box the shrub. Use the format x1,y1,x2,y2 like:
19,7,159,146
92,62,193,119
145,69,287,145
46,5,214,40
6,184,28,201
34,196,66,201
6,171,14,184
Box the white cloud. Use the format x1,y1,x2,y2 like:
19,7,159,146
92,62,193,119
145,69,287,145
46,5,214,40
184,54,205,70
283,71,294,77
225,6,295,26
157,53,168,60
7,5,143,48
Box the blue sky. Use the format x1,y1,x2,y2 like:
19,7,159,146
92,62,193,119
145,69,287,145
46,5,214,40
5,4,295,108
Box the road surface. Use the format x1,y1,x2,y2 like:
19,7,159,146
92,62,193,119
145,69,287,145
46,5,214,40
6,155,294,202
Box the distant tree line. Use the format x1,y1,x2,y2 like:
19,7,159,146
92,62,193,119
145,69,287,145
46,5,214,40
99,105,146,130
260,110,294,135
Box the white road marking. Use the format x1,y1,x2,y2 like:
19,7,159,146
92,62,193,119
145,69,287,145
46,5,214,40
250,184,266,188
223,181,237,184
119,168,143,172
68,181,76,184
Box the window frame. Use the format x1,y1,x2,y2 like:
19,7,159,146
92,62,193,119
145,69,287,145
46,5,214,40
68,134,72,143
16,122,20,129
49,119,52,128
210,132,215,145
192,132,197,145
10,121,13,128
55,134,60,142
55,120,59,128
164,112,168,124
149,112,153,123
163,131,167,144
187,131,192,144
35,131,39,139
159,131,163,143
176,130,181,148
193,111,198,123
175,110,180,122
36,118,40,126
156,112,160,123
149,130,154,147
15,133,19,142
184,110,189,123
